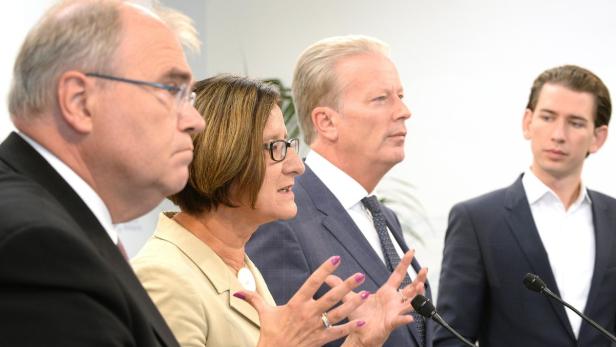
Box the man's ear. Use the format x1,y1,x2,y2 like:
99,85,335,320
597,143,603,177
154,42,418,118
522,108,533,139
311,106,340,142
589,124,608,154
56,71,94,134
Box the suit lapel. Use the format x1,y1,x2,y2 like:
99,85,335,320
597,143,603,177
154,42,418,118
154,217,261,328
301,166,427,346
229,287,261,328
503,176,575,340
583,191,615,317
299,166,391,286
0,133,178,346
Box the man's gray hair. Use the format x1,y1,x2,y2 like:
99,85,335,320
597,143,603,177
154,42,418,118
292,35,390,144
8,0,200,120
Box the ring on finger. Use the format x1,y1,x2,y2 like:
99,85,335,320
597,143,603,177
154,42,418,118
321,312,332,329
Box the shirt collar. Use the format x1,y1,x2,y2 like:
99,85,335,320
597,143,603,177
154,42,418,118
522,168,591,209
305,150,368,209
18,132,118,243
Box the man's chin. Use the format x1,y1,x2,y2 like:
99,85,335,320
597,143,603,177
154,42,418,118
163,171,190,197
382,150,405,166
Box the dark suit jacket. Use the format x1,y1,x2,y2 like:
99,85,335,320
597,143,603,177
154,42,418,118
0,132,179,347
246,164,433,347
435,175,616,347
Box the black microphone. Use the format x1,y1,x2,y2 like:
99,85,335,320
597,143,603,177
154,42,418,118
523,273,616,344
411,294,475,347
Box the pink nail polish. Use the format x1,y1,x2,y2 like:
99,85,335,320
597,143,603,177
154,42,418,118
330,256,341,266
354,273,365,283
360,291,370,299
356,320,366,327
233,292,246,300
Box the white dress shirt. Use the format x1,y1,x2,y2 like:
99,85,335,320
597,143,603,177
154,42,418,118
522,169,595,338
305,150,418,279
19,132,118,244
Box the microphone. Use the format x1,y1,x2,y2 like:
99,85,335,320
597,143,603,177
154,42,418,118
523,273,616,344
411,294,475,347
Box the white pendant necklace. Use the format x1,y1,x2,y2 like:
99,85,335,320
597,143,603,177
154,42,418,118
237,266,256,291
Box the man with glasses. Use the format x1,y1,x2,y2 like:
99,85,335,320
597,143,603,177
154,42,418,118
247,35,433,347
0,1,204,346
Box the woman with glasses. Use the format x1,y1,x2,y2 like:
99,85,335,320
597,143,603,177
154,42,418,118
132,75,426,347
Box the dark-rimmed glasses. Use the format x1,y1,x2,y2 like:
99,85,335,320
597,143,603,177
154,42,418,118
85,72,196,107
264,138,300,162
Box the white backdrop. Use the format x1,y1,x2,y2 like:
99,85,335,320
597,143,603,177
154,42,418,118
200,0,616,293
3,0,616,295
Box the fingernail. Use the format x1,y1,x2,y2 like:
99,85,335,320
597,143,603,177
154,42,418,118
233,292,246,300
360,291,370,299
330,256,341,266
356,320,366,327
354,273,365,283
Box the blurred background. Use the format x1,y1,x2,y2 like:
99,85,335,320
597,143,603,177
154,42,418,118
3,0,616,296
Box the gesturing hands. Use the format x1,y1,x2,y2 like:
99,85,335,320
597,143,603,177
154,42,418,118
330,250,428,347
234,256,370,347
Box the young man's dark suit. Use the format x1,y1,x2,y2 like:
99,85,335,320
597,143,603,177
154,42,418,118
434,174,616,347
0,133,179,347
247,164,433,347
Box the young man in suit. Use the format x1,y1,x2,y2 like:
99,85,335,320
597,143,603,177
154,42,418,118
0,1,205,346
435,65,616,347
247,35,432,347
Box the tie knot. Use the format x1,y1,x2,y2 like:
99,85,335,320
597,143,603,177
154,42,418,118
361,195,382,214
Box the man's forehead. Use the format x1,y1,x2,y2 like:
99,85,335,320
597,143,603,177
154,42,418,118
115,5,191,81
337,69,403,96
160,68,193,85
337,54,399,81
536,84,596,118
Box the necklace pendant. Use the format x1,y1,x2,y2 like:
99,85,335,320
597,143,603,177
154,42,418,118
237,267,256,291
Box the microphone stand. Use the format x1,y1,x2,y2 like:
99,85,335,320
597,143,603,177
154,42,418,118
524,273,616,344
411,295,475,347
430,312,475,347
541,286,616,344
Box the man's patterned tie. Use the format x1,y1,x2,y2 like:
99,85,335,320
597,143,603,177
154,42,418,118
361,195,425,347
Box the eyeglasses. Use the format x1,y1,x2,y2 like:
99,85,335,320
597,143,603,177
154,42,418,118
263,138,300,162
85,72,196,107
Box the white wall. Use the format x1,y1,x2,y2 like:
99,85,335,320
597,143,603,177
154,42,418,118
0,1,54,139
201,0,616,292
202,0,616,204
4,0,616,294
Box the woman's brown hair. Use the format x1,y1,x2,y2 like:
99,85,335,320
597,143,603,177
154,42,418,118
170,74,280,214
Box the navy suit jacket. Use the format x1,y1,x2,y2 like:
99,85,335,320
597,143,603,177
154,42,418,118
435,175,616,347
0,133,179,347
247,164,433,347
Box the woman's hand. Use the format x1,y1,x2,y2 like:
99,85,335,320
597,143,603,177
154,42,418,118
235,255,369,347
329,250,428,347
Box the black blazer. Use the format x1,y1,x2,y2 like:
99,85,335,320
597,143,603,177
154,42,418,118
247,164,433,347
435,175,616,347
0,132,179,347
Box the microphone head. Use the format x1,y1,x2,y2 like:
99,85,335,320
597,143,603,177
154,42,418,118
523,273,546,293
411,294,436,318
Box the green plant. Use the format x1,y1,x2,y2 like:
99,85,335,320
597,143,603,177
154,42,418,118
262,78,301,139
376,177,433,245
